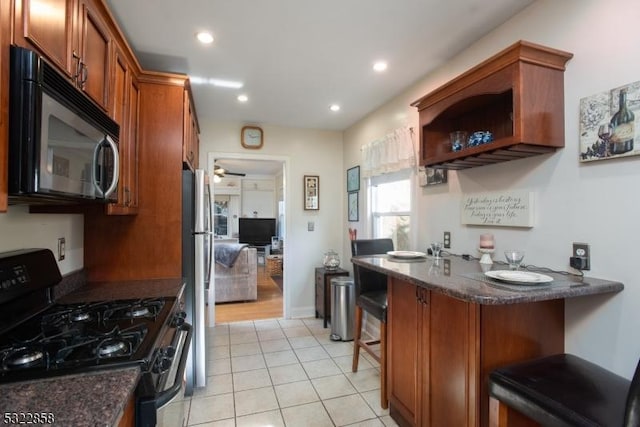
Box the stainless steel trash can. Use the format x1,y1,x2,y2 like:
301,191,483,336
330,276,355,341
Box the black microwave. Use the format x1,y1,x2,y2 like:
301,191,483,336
8,45,120,204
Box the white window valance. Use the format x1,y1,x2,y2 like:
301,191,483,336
361,127,416,178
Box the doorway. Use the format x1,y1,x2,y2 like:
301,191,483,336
207,152,288,324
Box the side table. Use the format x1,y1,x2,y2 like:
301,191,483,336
315,267,349,328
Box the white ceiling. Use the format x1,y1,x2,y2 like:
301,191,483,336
105,0,534,132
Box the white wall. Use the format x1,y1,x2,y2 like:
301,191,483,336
344,0,640,378
0,206,83,275
200,121,344,318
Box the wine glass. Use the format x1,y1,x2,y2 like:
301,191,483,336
598,123,613,157
430,242,443,259
504,250,525,270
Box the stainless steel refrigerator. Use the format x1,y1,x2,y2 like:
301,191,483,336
182,169,213,395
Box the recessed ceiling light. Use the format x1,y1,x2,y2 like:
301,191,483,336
330,104,340,112
191,76,243,89
196,31,214,44
373,61,388,72
237,94,248,102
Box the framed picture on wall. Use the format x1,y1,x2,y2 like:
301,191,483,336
304,175,319,210
348,192,358,221
347,166,360,192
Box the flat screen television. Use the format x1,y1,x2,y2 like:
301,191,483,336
238,218,277,246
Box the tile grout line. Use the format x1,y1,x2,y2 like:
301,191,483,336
188,318,393,427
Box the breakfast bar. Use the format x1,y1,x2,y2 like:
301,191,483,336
351,255,624,427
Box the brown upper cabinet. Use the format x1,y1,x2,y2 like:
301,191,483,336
75,0,111,109
106,46,139,215
411,41,573,170
183,85,200,171
14,0,112,110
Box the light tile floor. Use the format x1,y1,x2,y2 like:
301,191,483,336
183,317,399,427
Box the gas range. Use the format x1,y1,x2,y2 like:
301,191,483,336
0,297,178,382
0,249,192,427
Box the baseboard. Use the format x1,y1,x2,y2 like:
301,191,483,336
289,305,315,319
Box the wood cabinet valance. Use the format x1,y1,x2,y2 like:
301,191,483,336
412,40,573,170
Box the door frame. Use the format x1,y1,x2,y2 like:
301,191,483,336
207,151,290,320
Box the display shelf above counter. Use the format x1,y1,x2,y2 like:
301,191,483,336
351,255,623,305
411,40,573,170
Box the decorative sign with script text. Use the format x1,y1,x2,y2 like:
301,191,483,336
461,191,534,227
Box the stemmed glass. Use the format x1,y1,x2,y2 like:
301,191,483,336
430,242,443,259
598,123,613,157
504,250,525,270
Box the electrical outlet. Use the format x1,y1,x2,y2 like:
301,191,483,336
570,242,590,270
443,231,451,249
57,237,66,261
308,221,314,231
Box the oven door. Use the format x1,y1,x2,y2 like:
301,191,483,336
137,322,192,427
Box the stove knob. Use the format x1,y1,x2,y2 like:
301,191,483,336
164,346,176,358
152,357,172,373
172,311,187,327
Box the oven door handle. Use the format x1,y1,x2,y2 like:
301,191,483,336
155,322,192,409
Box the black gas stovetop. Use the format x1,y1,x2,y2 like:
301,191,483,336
0,249,178,383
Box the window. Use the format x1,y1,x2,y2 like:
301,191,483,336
370,170,411,250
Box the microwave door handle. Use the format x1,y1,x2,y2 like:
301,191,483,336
91,141,103,198
102,135,119,198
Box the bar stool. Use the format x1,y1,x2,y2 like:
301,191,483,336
489,353,640,426
351,238,394,410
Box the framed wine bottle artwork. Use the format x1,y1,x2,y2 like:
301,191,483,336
579,80,640,162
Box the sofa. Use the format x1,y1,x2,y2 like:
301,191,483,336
214,246,258,303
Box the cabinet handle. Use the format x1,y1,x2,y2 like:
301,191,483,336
416,288,428,305
124,187,130,206
72,51,82,85
80,64,88,88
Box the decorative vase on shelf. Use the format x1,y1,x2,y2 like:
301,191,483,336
323,250,340,270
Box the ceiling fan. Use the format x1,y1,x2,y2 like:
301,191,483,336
213,164,246,178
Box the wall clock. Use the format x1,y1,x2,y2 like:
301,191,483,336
241,126,264,149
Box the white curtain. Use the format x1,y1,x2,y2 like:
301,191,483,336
361,127,416,178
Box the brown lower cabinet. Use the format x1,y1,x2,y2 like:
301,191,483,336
387,277,564,427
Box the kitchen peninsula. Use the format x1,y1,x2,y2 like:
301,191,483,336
351,255,623,427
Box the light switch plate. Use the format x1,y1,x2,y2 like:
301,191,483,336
308,221,314,231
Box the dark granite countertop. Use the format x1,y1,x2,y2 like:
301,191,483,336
352,255,623,305
58,277,185,303
0,367,140,426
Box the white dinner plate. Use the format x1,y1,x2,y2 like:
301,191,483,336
484,270,554,284
387,250,427,259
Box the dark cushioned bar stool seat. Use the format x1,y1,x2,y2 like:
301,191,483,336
351,238,394,410
489,353,640,427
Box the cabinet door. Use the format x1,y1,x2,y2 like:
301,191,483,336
388,278,421,426
77,0,110,109
123,72,140,210
14,0,75,76
427,292,479,427
107,48,138,215
182,91,196,169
